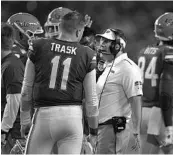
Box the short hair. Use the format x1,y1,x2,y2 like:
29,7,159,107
1,22,15,51
80,27,96,46
59,11,86,34
82,27,96,38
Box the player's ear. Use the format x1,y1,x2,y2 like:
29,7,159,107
76,30,79,38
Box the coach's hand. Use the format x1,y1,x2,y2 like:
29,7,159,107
20,122,32,138
1,134,6,145
1,130,8,145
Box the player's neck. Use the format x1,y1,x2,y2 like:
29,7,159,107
58,33,78,42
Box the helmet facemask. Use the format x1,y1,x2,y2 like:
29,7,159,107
13,21,43,47
7,13,44,49
44,23,59,38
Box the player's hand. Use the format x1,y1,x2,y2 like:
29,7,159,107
85,14,93,28
160,126,173,147
87,134,98,153
131,133,141,152
1,134,6,145
20,122,31,138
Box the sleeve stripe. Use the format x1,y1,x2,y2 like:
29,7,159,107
165,55,173,59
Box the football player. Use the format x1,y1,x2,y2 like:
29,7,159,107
3,13,43,154
7,12,43,65
44,7,93,39
80,26,106,81
1,23,25,154
20,11,99,154
138,12,173,154
80,27,97,50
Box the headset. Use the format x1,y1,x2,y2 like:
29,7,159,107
98,60,114,107
109,28,127,56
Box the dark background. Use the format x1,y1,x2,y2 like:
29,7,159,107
1,1,173,62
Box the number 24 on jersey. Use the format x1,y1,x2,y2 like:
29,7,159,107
138,56,158,87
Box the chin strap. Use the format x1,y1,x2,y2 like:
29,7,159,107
14,40,27,51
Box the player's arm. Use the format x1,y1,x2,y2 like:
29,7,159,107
83,68,99,134
123,67,143,135
83,50,99,136
20,58,35,125
1,65,24,134
159,58,173,146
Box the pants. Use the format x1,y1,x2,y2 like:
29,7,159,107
25,105,83,154
96,123,131,154
141,107,173,154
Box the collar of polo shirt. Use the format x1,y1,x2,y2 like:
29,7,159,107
107,53,128,67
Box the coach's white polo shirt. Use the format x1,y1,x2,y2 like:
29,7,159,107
97,53,143,124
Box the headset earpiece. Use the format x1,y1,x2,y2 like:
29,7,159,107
110,41,121,55
115,44,120,51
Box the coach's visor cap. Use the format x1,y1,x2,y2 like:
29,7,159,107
96,29,116,41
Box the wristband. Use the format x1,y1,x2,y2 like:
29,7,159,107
1,130,8,135
90,128,98,136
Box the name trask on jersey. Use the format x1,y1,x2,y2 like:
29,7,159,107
51,43,77,55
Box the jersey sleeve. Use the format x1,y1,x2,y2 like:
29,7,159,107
163,47,173,64
4,64,24,94
1,94,20,132
122,66,143,98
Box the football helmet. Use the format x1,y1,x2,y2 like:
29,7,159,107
7,12,43,48
154,12,173,41
44,7,73,38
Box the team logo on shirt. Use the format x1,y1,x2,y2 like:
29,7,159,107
135,81,142,92
97,60,106,71
135,81,142,86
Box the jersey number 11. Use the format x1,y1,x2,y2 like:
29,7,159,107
49,56,72,90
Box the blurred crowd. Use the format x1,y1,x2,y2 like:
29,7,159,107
2,1,173,61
